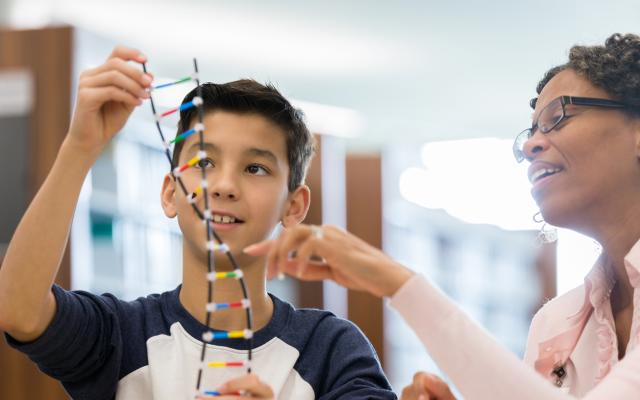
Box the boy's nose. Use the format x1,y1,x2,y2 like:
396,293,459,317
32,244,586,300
212,190,236,200
209,175,238,200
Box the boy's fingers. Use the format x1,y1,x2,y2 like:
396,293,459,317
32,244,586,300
82,87,141,108
109,45,146,63
81,70,149,99
89,57,152,89
217,373,273,398
105,57,153,87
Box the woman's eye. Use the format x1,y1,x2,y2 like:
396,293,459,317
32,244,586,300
246,164,268,176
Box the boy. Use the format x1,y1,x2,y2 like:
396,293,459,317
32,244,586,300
0,47,396,399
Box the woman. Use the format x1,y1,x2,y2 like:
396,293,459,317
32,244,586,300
244,33,640,399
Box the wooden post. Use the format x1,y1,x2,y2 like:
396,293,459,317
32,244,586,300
346,154,385,366
0,25,73,399
298,134,324,309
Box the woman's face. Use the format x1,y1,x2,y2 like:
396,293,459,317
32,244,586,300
522,69,640,230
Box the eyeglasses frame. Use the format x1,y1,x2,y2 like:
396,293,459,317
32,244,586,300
513,95,630,163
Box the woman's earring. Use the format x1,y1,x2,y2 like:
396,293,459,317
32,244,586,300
533,212,557,244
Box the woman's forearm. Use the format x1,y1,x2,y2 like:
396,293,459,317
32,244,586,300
390,274,570,399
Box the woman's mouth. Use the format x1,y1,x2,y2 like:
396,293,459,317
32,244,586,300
529,167,563,184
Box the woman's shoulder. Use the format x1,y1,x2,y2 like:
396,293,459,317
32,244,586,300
523,284,588,365
529,284,587,337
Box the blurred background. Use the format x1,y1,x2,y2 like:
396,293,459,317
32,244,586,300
0,0,637,397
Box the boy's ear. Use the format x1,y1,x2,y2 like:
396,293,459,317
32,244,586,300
161,174,178,218
281,184,311,228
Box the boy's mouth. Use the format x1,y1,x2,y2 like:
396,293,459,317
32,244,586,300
209,210,245,226
212,214,245,224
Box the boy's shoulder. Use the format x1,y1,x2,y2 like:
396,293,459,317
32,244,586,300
269,294,378,357
269,294,393,397
271,294,364,337
53,284,179,320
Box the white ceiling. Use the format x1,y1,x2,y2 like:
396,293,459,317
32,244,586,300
5,0,640,149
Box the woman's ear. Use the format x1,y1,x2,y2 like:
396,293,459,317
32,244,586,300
281,185,311,228
160,174,178,218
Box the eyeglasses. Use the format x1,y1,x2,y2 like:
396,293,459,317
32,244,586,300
512,96,629,163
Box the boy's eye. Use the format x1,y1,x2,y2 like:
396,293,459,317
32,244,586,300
246,164,268,176
196,159,214,169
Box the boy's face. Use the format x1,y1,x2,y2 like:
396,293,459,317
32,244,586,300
161,111,309,264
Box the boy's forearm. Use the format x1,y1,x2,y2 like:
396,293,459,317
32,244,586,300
0,137,98,337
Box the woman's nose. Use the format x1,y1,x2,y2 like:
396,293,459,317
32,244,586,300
522,131,551,161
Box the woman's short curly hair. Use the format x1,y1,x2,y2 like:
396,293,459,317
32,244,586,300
536,33,640,117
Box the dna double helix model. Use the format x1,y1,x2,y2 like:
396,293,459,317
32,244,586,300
142,59,253,398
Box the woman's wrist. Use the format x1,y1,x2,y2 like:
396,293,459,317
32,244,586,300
381,260,415,298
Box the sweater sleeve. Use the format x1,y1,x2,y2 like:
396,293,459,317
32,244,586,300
388,274,640,399
4,285,123,400
301,315,397,400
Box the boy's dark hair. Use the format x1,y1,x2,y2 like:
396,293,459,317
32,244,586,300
173,80,315,192
535,33,640,117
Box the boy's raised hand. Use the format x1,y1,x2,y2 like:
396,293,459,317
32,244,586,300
67,46,151,156
0,45,151,342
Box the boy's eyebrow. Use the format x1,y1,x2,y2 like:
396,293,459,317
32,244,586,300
184,142,279,164
184,142,218,157
246,147,278,164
